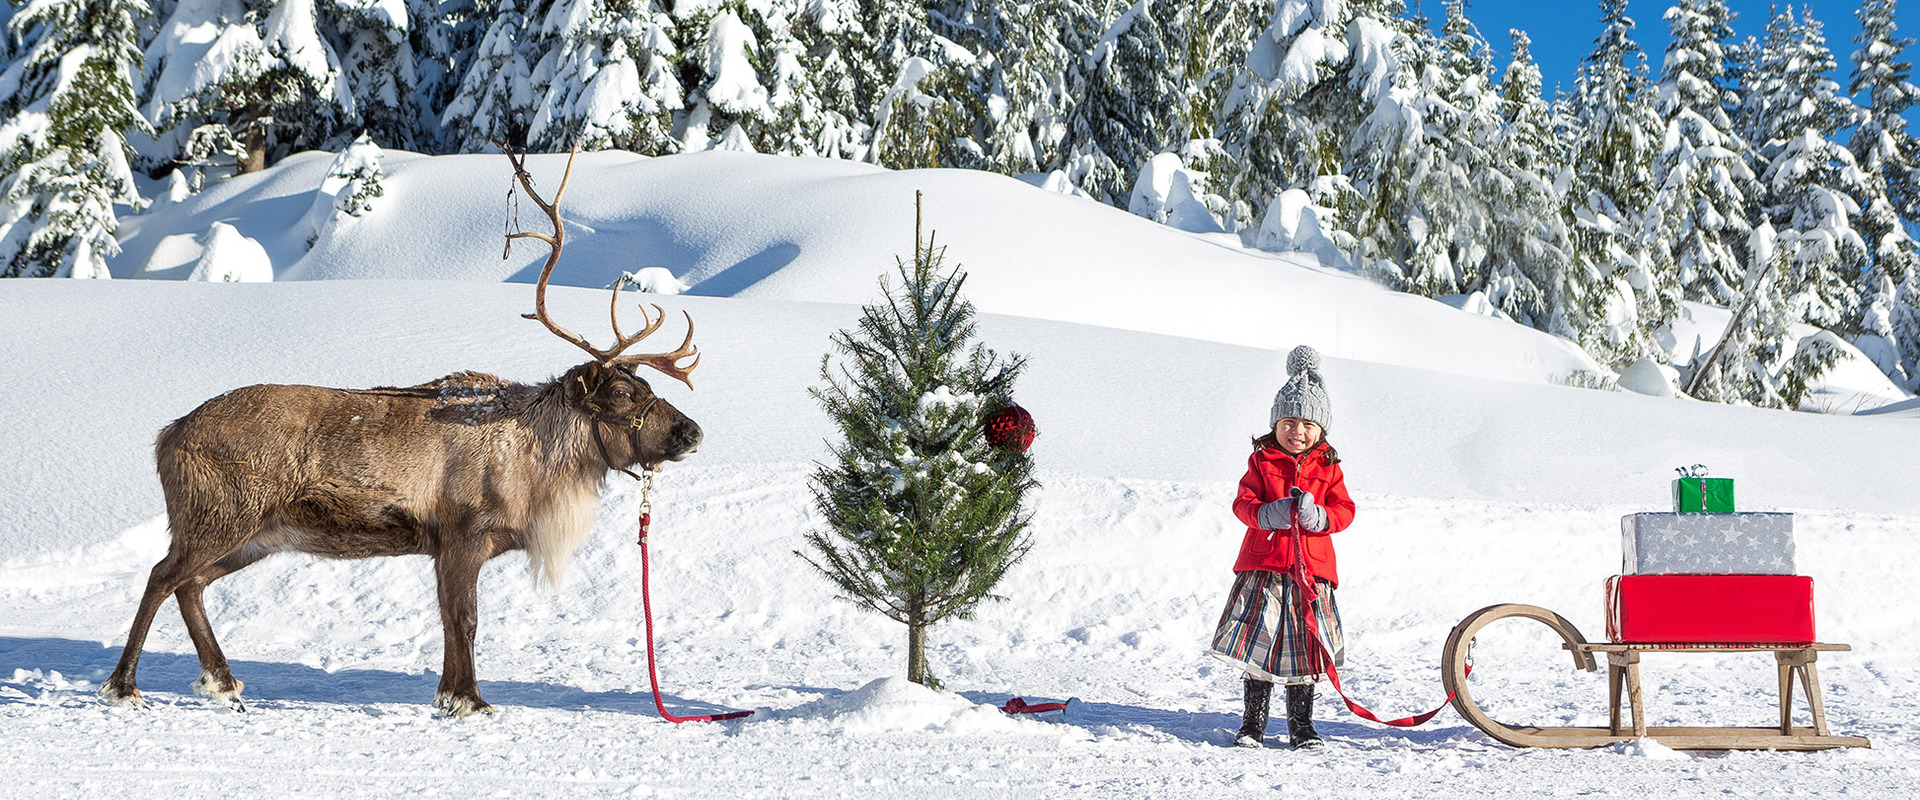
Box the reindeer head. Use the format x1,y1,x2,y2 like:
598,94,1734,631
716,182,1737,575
501,143,704,472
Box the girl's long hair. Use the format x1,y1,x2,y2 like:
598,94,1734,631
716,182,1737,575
1251,431,1341,465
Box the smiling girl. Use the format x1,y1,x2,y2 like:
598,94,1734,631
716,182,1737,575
1210,345,1355,750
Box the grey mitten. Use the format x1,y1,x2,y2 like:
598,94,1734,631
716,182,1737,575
1256,498,1294,531
1294,490,1328,532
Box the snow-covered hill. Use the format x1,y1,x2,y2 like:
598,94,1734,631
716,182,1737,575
115,150,1611,387
3,153,1917,797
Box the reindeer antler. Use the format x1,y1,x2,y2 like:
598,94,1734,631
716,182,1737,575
497,141,700,390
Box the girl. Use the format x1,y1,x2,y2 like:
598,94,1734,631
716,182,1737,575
1210,345,1355,750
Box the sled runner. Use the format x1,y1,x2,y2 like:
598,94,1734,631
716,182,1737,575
1440,604,1869,751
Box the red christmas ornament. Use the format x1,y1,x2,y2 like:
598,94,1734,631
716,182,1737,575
984,402,1038,453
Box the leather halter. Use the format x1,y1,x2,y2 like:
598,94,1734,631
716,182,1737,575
577,371,659,482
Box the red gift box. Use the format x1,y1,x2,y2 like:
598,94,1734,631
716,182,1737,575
1606,574,1815,644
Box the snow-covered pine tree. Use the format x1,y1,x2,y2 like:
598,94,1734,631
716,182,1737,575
753,3,839,157
1396,0,1500,296
329,0,415,151
1647,0,1756,307
1341,2,1494,294
1893,246,1920,391
141,0,354,174
863,0,948,166
1687,221,1839,409
328,132,385,217
804,194,1035,688
1057,0,1190,204
1848,0,1920,388
995,0,1096,180
873,5,1029,174
138,0,253,182
303,131,385,248
409,0,489,151
786,0,875,159
1852,0,1920,220
0,0,151,278
1563,0,1667,369
1479,28,1573,331
524,0,680,155
915,0,1001,171
439,0,534,152
1214,0,1375,233
1745,6,1868,337
1851,206,1920,386
916,0,1097,175
679,5,776,153
870,56,963,169
945,0,1094,175
1181,0,1267,159
245,0,354,166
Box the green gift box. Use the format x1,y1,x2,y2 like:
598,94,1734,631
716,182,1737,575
1672,477,1734,513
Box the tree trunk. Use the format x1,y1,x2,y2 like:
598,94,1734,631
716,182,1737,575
239,102,268,175
907,620,927,685
1684,280,1761,397
241,126,268,175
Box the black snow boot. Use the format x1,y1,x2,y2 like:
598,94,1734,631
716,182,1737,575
1235,677,1272,748
1286,683,1323,750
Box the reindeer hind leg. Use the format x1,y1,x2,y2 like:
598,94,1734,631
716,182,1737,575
177,547,270,711
100,546,209,708
101,505,265,709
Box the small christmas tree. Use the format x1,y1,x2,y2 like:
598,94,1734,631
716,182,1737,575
803,192,1035,688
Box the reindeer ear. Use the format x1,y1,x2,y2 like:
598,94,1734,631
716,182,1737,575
567,363,603,403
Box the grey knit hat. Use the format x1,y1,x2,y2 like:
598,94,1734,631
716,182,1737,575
1270,345,1331,432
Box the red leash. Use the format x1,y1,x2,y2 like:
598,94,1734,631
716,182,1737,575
636,492,752,723
999,697,1069,715
1287,492,1456,727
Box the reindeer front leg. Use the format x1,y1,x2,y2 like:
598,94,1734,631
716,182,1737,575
432,545,493,717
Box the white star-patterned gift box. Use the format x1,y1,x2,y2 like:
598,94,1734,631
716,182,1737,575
1620,512,1796,575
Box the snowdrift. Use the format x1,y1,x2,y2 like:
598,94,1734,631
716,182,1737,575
112,150,1603,387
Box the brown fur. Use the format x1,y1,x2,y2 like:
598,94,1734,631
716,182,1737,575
99,361,700,716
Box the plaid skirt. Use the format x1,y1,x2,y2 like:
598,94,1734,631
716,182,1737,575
1209,569,1344,685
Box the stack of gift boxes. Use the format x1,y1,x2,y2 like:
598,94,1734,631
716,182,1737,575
1606,470,1817,644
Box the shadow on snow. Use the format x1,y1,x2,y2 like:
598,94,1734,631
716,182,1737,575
0,635,739,717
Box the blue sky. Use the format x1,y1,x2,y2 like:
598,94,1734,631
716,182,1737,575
1440,0,1920,101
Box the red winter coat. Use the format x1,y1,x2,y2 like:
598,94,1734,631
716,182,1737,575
1230,442,1356,586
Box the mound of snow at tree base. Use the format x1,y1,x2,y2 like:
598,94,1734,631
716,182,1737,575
112,149,1604,387
4,279,1919,561
3,280,1920,796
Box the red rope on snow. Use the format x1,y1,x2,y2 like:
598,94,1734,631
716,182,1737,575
1288,492,1456,728
1000,697,1068,715
638,509,753,723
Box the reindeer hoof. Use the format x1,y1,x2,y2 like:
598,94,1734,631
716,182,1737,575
98,684,147,710
192,673,246,711
434,690,496,718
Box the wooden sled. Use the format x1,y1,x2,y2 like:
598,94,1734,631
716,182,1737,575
1440,603,1870,751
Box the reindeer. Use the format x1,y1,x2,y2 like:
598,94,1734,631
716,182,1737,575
98,147,699,717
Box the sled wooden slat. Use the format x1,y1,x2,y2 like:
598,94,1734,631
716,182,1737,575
1436,724,1868,751
1442,604,1870,751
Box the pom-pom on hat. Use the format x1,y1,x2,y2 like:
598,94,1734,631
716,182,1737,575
1270,345,1331,432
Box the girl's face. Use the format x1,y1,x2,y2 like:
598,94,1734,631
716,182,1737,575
1274,417,1323,455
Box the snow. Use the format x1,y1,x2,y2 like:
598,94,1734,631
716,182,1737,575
5,152,1920,797
261,0,337,91
1128,152,1224,234
700,11,770,118
111,150,1605,387
184,222,273,282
